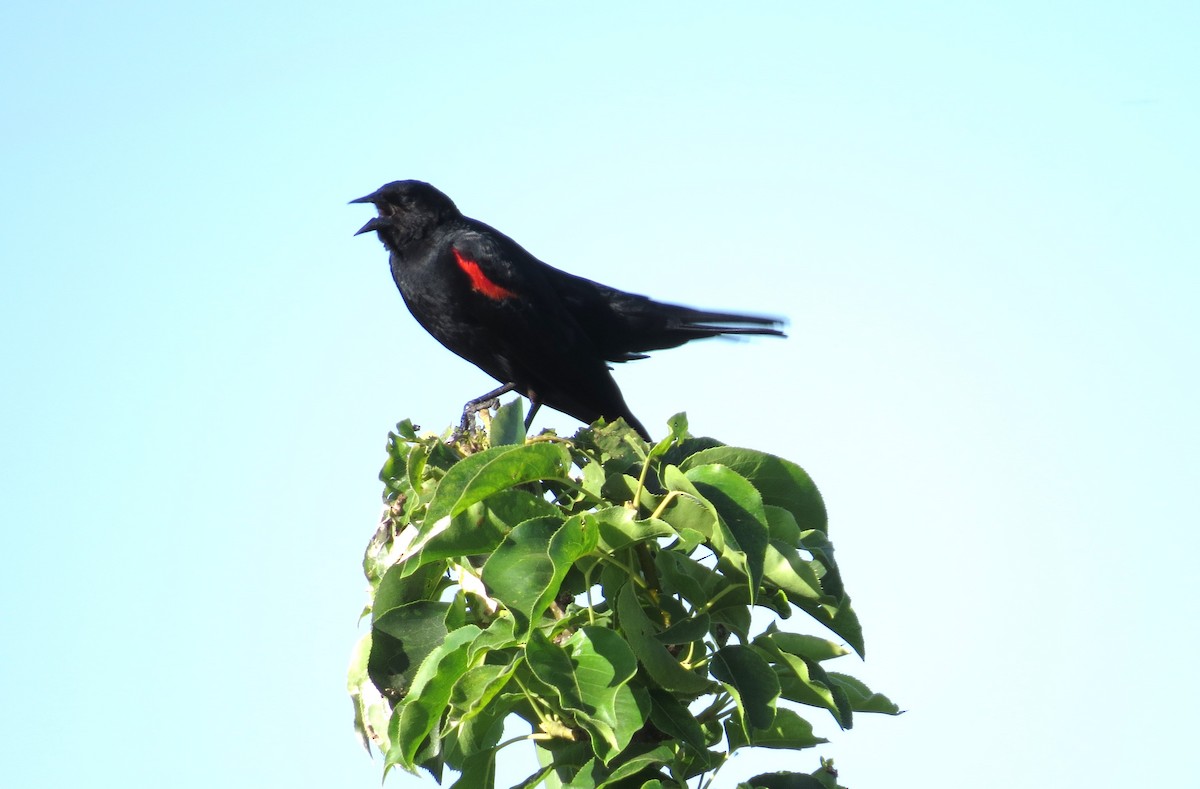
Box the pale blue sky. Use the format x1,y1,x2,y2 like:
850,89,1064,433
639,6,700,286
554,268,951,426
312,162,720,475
2,2,1196,787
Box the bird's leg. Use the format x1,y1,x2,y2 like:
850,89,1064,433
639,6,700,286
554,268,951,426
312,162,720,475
523,400,542,432
458,382,517,435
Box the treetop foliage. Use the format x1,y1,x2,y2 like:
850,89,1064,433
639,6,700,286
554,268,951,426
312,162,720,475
348,405,898,789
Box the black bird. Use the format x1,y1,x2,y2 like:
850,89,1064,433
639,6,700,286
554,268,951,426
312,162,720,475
352,180,784,439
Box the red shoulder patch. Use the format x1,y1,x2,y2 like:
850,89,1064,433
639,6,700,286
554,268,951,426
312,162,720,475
452,249,517,301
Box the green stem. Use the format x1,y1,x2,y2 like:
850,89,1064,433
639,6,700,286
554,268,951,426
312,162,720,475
648,490,683,521
631,445,655,512
494,732,553,753
592,553,647,589
512,674,554,730
695,583,739,615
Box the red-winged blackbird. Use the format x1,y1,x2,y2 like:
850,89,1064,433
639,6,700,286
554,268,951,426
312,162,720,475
352,180,785,440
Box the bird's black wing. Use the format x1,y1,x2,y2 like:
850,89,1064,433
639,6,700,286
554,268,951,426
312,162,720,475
446,226,644,430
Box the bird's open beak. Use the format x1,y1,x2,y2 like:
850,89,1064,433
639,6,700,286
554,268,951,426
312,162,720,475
351,192,383,235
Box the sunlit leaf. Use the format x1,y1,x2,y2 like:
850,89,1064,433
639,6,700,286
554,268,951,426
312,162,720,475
592,506,676,552
424,442,571,530
488,398,526,446
482,514,597,635
681,447,826,533
683,464,769,600
725,708,827,753
525,627,645,763
596,743,676,787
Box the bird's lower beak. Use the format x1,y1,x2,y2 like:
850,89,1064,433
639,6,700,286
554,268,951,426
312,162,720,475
354,216,386,236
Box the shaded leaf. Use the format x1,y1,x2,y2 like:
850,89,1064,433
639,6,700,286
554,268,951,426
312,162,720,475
741,771,834,789
387,625,481,769
597,744,676,787
654,613,711,646
826,673,902,715
647,689,707,753
790,591,865,659
617,583,711,695
370,601,450,701
710,645,779,732
448,749,496,789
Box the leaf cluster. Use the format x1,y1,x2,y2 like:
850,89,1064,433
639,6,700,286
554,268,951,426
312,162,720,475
348,405,898,789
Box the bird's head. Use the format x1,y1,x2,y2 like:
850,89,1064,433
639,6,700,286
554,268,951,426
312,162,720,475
351,180,460,249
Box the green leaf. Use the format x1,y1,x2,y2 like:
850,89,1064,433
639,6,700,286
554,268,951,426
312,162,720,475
710,604,752,643
466,616,518,663
647,689,707,753
525,627,646,763
373,561,445,619
681,447,826,533
448,749,497,789
592,506,676,553
399,489,558,578
741,771,833,789
424,442,572,530
656,482,717,543
790,590,865,659
654,551,714,609
798,529,845,601
370,601,451,702
617,583,711,695
654,613,711,646
759,627,849,663
725,708,827,753
449,663,515,721
348,632,375,752
482,514,597,635
763,546,823,603
393,419,420,440
596,744,676,787
387,625,481,770
445,687,511,770
755,636,849,728
709,645,779,732
489,398,527,445
761,506,824,602
405,439,431,495
826,673,902,715
683,464,769,600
